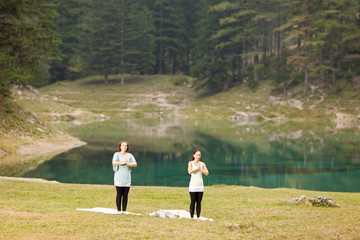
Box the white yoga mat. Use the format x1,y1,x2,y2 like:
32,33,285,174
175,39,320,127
76,207,142,215
149,210,214,221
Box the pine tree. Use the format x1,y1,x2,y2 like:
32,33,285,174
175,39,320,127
77,0,156,84
48,0,86,82
322,0,360,87
77,0,122,84
121,2,156,76
209,0,251,90
0,0,60,94
278,0,313,89
152,0,187,74
181,0,202,74
191,0,230,91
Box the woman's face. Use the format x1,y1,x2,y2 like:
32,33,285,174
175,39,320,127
120,142,128,152
193,151,201,161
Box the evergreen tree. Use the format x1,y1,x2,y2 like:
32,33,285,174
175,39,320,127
76,0,156,84
121,2,156,76
0,0,60,94
191,0,229,91
278,0,314,89
152,0,186,74
321,0,360,87
5,0,358,93
209,0,249,90
181,0,202,74
48,0,86,82
278,0,360,89
78,0,122,84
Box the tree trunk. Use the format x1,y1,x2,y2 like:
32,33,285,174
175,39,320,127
121,0,124,85
172,56,177,74
262,18,267,65
332,58,340,88
320,48,325,84
269,20,273,55
254,0,260,83
274,31,278,55
222,76,230,92
336,58,341,76
242,39,246,70
277,31,281,55
105,73,109,84
158,5,164,74
238,56,242,82
304,0,310,90
254,69,259,82
232,57,236,82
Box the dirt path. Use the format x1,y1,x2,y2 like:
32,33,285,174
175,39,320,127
122,89,192,118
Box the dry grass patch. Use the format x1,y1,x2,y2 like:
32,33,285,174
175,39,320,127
1,178,359,239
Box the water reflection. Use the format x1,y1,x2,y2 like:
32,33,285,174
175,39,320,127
22,120,360,192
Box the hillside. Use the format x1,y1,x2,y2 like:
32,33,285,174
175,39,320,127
32,74,360,132
1,74,359,171
0,86,87,176
20,74,360,124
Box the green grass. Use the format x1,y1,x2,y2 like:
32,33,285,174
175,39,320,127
10,74,358,129
1,178,359,239
1,74,360,239
37,74,195,119
0,94,59,155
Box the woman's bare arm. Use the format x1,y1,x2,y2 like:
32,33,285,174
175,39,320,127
188,161,199,174
200,162,209,176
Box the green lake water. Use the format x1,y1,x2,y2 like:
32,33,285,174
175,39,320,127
22,119,360,192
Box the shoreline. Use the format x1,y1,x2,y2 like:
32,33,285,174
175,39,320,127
0,134,86,176
17,135,87,156
0,176,59,183
1,176,358,194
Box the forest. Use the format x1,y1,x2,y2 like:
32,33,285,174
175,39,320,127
1,0,360,95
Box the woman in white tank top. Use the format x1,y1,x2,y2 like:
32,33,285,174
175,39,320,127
188,150,209,219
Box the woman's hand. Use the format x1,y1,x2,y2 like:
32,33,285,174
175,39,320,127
188,161,200,174
194,162,200,170
200,162,209,176
126,160,137,167
112,158,127,166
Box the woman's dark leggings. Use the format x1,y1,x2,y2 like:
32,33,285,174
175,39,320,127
189,192,203,218
116,186,130,211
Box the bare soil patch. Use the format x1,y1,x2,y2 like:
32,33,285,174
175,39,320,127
18,135,86,156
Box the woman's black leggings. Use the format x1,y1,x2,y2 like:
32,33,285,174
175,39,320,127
116,186,130,211
189,192,203,218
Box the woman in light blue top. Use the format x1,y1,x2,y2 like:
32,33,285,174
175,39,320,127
188,150,209,219
112,141,137,213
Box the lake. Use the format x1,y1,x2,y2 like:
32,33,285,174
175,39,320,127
22,119,360,192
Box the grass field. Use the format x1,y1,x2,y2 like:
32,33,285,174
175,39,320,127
1,178,360,239
2,74,360,239
24,74,360,123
